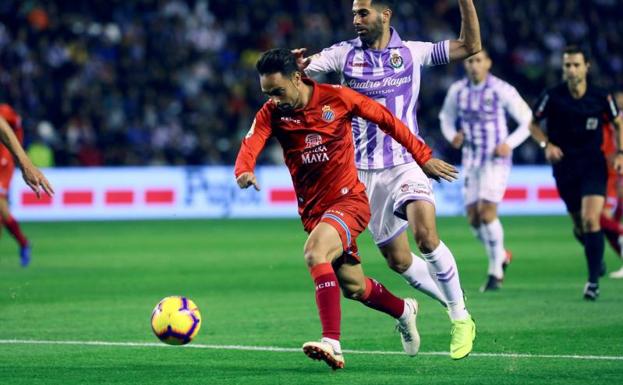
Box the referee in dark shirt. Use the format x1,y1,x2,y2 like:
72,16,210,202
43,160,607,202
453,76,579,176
530,45,623,301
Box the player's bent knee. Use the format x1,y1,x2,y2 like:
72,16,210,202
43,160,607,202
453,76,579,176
413,227,440,253
341,284,366,301
385,252,411,273
582,217,601,232
303,247,329,268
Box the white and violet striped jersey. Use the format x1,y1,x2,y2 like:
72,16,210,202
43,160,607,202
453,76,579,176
305,28,449,170
439,74,532,168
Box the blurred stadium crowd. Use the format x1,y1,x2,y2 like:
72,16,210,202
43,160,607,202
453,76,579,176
0,0,621,167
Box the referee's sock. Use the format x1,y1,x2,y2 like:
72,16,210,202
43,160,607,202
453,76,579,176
583,231,605,284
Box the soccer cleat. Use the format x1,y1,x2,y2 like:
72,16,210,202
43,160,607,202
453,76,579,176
503,249,513,272
609,266,623,279
19,243,31,267
396,298,420,356
479,275,502,292
583,283,599,301
302,341,345,370
450,316,476,360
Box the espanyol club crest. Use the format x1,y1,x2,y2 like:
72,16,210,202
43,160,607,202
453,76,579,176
390,53,404,69
321,105,335,122
305,133,323,148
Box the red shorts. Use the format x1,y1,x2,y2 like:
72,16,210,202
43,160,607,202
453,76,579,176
0,156,14,198
302,191,371,261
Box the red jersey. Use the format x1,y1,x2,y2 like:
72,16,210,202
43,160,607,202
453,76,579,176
0,104,24,162
235,79,432,218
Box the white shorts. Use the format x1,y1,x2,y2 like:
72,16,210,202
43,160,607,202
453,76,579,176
358,162,435,246
462,162,510,206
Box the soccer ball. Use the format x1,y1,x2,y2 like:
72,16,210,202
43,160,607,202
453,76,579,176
151,296,202,345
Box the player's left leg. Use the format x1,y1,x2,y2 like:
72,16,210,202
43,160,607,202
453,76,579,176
610,177,623,278
0,196,30,267
580,195,605,300
477,201,510,292
301,222,346,370
599,171,623,263
404,201,475,359
334,259,420,356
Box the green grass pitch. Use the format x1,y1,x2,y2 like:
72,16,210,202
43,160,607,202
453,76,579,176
0,216,622,384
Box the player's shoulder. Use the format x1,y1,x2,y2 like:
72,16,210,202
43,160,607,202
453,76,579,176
402,40,433,49
587,84,611,99
488,75,519,95
320,39,359,54
448,78,469,93
316,82,350,97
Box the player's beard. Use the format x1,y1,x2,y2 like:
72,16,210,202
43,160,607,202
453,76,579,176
277,83,301,115
358,15,383,47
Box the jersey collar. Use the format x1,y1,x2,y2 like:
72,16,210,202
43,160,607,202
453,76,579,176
352,27,404,50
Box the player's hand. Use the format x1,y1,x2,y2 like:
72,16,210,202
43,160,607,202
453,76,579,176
422,158,459,183
544,144,563,164
236,172,261,191
20,160,54,198
451,132,464,149
494,143,511,157
291,48,311,71
615,154,623,175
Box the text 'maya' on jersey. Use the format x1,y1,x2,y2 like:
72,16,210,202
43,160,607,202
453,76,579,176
534,83,620,158
235,78,432,219
305,28,449,170
439,74,533,168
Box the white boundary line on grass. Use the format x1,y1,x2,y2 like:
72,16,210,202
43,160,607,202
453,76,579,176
0,339,621,361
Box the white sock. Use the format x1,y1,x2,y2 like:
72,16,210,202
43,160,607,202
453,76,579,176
482,219,506,279
401,253,447,306
422,241,469,321
321,337,342,354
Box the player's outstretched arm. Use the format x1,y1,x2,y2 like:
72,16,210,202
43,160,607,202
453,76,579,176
0,116,54,198
344,86,458,182
448,0,482,61
292,48,311,71
234,109,272,189
439,85,463,149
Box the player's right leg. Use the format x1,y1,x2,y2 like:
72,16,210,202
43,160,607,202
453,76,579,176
477,201,510,292
359,165,447,306
334,260,420,356
0,196,30,267
301,222,346,370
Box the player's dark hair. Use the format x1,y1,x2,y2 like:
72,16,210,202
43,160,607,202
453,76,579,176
563,45,591,63
370,0,395,11
256,48,299,77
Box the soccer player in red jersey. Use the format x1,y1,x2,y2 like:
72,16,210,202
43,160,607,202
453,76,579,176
235,49,457,369
600,92,623,278
0,104,54,266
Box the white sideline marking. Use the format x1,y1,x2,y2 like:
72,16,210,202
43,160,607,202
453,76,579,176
0,339,621,361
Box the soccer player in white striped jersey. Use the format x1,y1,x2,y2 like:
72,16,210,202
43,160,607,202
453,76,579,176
439,50,533,292
293,0,480,359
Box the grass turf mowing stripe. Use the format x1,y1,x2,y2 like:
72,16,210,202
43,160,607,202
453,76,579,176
1,339,621,361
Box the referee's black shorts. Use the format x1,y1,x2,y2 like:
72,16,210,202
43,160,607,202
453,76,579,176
553,155,607,213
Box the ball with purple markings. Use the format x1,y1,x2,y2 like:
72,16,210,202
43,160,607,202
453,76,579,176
151,296,201,345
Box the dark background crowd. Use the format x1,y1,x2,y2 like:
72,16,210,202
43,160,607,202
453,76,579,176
0,0,621,167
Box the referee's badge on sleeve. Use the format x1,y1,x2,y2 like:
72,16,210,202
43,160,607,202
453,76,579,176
586,117,598,130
